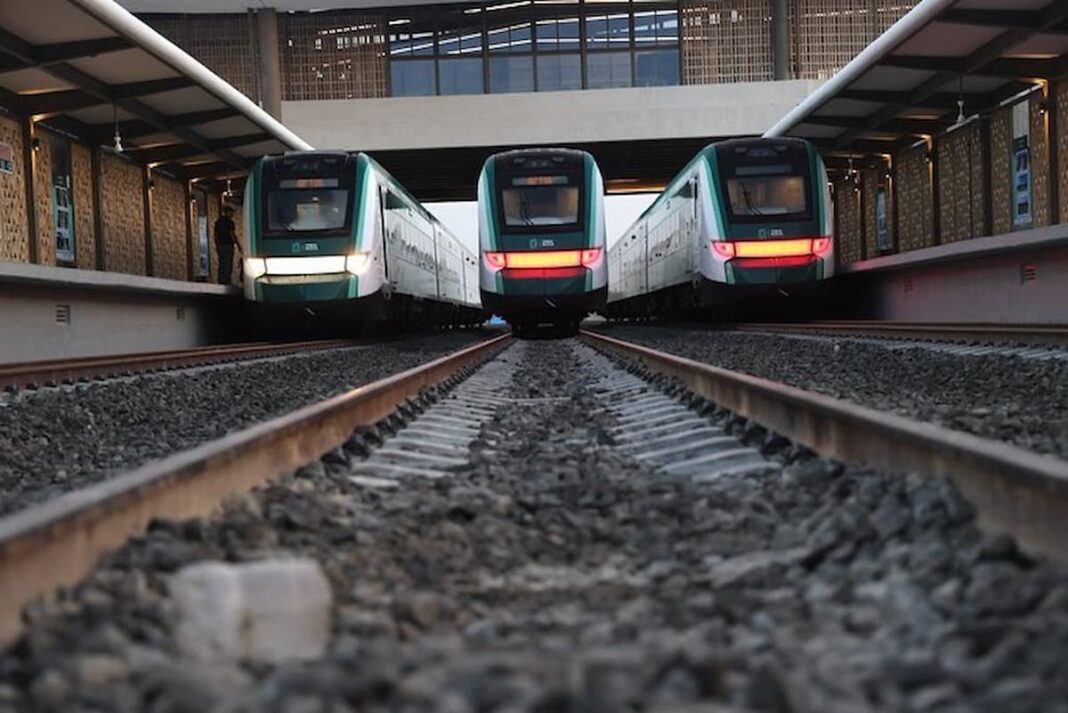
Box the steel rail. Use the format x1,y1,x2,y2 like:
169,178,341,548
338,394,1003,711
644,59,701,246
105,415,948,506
729,321,1068,346
582,330,1068,563
0,333,511,645
0,339,359,392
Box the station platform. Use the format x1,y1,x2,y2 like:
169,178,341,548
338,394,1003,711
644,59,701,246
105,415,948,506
0,263,245,364
834,224,1068,325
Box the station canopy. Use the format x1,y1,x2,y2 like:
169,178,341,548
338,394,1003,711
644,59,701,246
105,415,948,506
0,0,312,181
765,0,1068,169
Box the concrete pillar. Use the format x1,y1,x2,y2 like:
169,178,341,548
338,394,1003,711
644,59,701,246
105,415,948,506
772,0,790,81
256,8,283,119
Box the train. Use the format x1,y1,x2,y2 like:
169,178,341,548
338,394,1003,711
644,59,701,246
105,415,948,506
606,137,834,320
241,151,484,333
478,148,607,336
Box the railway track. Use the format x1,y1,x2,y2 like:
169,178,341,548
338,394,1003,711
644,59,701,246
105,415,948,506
0,338,366,393
732,320,1068,349
2,331,1067,707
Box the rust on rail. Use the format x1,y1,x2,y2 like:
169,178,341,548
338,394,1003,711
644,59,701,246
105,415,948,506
730,321,1068,346
0,333,511,645
0,339,359,392
582,329,1068,563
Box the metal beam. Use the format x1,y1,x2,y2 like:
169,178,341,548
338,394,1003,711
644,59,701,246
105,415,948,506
127,133,270,164
0,26,246,171
0,36,133,73
834,1,1068,149
940,9,1068,36
803,115,951,136
882,55,1068,80
81,108,243,144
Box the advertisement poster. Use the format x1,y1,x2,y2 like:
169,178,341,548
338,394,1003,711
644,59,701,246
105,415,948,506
198,215,210,277
1012,101,1032,229
1012,137,1032,228
0,142,13,174
875,187,888,252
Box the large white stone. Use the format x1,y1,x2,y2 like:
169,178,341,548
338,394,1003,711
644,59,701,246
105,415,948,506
171,558,333,664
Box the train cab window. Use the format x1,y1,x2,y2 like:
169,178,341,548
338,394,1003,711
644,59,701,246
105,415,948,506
719,143,812,222
267,181,349,233
501,176,580,227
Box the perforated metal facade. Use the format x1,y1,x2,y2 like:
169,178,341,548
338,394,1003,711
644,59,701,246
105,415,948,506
791,0,917,80
146,14,262,104
279,11,389,101
680,0,773,85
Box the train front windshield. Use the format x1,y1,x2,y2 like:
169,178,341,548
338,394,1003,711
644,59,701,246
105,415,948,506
502,176,580,228
719,143,811,222
262,154,354,238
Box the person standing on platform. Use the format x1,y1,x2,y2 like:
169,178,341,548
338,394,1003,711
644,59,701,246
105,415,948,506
214,206,241,285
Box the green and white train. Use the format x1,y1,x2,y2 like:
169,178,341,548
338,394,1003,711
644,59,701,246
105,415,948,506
478,148,607,335
242,151,483,331
607,138,834,319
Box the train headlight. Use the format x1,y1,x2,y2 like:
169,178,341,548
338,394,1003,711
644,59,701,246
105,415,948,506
244,257,267,279
345,252,371,276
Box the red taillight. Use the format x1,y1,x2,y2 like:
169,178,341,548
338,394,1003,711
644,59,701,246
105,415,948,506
484,251,506,268
485,249,600,270
711,242,736,258
711,237,833,260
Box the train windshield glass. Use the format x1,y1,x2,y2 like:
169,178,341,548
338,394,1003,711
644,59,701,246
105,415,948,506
267,187,350,233
720,144,811,222
502,176,580,228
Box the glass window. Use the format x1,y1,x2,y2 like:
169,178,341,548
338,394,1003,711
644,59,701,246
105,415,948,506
490,55,535,93
267,189,350,232
633,8,677,46
587,51,632,89
388,16,435,57
438,57,484,94
502,184,580,226
718,142,812,221
585,6,631,50
634,49,678,86
391,59,436,95
536,53,581,91
438,6,484,56
726,174,807,217
535,0,580,51
487,2,533,53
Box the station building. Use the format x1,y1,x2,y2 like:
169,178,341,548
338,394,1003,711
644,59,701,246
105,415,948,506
129,0,921,197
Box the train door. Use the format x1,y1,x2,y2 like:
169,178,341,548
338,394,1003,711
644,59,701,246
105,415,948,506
431,224,442,301
377,185,391,289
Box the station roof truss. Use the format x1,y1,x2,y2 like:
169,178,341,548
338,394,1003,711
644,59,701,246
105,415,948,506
765,0,1068,172
0,0,312,183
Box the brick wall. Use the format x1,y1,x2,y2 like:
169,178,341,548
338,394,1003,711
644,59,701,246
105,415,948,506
71,143,96,270
31,126,55,266
834,177,863,265
206,193,220,283
0,114,30,263
1057,81,1068,226
894,143,935,251
861,166,892,257
989,105,1012,236
936,121,987,244
1030,93,1052,229
151,172,188,280
100,153,146,275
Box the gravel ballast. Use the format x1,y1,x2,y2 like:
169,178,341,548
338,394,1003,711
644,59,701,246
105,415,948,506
0,332,486,516
595,325,1068,460
1,338,1066,712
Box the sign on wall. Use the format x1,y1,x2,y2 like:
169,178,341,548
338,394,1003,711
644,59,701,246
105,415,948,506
1012,100,1032,229
0,142,13,174
875,187,889,253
